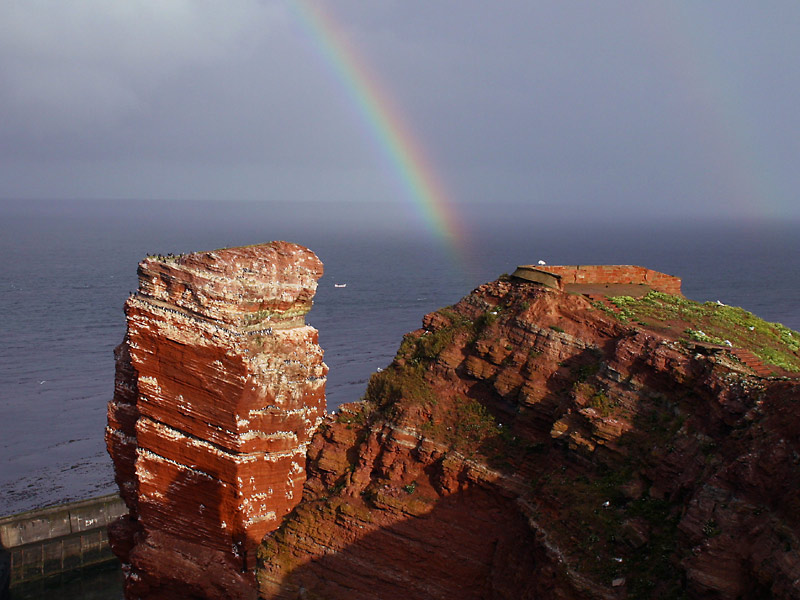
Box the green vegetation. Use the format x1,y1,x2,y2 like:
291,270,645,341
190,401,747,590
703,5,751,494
419,397,500,455
684,328,727,345
146,252,186,262
358,303,512,456
474,310,498,332
392,305,511,369
589,389,616,417
241,305,308,324
362,365,433,413
394,307,474,365
450,400,498,452
604,291,800,371
625,498,684,598
359,303,529,460
536,466,684,597
336,402,376,427
572,359,601,383
702,519,721,538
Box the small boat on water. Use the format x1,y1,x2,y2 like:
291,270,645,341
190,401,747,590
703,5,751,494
334,283,347,288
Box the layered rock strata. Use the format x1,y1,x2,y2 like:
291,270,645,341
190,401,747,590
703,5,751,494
257,277,800,599
106,242,326,599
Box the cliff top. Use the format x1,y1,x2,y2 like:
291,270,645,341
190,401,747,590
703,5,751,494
593,290,800,374
134,241,323,330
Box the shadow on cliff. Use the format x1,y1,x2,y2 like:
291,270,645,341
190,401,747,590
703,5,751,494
0,539,10,600
261,344,800,599
461,344,616,449
258,348,612,599
262,483,565,600
124,464,256,600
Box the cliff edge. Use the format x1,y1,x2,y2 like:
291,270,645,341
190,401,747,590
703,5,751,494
257,275,800,599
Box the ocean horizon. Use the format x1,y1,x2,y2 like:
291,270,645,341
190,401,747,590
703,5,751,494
1,198,798,517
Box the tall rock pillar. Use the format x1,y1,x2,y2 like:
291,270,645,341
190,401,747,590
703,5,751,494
106,242,326,599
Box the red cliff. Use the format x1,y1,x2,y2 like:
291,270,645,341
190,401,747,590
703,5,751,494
257,276,800,599
106,242,326,599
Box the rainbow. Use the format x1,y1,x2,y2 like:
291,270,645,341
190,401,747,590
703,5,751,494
287,0,469,263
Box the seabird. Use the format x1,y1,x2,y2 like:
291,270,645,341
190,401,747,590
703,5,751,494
538,260,547,266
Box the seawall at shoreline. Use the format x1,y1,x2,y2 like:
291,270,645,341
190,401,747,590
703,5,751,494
0,493,125,591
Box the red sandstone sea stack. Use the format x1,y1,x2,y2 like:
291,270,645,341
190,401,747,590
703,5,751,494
106,242,326,599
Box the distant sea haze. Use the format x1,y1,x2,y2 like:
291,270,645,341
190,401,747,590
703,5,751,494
1,199,798,515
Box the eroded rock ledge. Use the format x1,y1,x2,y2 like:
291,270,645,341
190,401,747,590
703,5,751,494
257,277,800,600
107,252,800,599
106,242,326,600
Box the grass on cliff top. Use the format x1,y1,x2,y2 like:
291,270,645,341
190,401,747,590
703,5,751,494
393,306,494,366
600,291,800,372
359,363,504,457
352,304,530,460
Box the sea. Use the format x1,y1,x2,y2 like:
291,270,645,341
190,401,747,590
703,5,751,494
1,198,798,596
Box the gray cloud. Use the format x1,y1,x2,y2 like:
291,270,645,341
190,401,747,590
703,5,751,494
1,1,799,221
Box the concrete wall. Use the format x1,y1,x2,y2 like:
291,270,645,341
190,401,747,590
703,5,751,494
510,266,562,289
0,546,8,600
523,265,682,296
0,493,126,588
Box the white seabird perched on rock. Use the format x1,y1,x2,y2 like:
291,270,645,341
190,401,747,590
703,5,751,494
538,260,547,266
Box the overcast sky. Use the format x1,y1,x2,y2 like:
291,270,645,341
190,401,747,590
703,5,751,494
2,1,799,223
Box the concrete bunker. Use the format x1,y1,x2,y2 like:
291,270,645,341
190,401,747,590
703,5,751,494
512,265,682,297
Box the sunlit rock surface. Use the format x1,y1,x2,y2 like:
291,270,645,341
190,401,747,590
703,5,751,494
257,276,800,600
106,242,325,600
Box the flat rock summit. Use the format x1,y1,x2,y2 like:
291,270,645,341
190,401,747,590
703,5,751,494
107,244,800,599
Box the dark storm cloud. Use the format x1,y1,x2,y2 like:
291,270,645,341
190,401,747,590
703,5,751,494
0,2,356,162
1,1,799,220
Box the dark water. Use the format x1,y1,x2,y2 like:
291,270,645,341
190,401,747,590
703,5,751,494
0,200,798,596
9,563,123,600
1,199,798,516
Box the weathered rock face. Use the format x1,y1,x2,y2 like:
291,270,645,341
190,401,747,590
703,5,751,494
106,242,326,600
257,278,800,599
